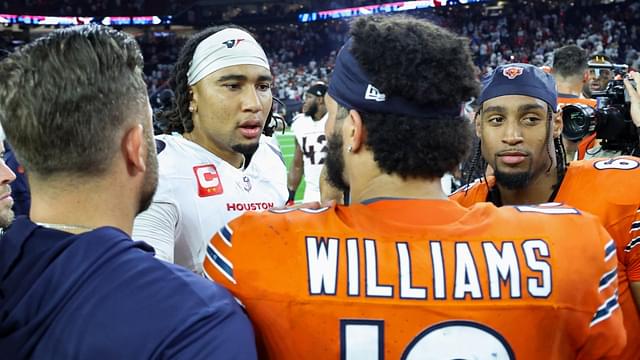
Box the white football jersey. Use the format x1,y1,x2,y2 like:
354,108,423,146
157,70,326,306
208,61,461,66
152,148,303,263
132,134,287,273
291,113,328,202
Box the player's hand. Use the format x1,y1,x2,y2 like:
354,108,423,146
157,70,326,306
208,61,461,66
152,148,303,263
624,71,640,127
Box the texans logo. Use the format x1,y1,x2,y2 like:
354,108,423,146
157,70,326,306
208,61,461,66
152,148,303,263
222,39,245,49
502,66,524,80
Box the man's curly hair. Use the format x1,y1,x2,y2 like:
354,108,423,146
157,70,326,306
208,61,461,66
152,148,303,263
345,15,479,179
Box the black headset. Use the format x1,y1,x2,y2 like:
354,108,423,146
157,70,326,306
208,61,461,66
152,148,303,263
263,97,286,136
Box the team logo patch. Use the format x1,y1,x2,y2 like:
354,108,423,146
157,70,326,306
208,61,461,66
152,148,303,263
222,39,245,48
364,84,386,102
502,66,524,80
241,176,252,192
193,164,224,197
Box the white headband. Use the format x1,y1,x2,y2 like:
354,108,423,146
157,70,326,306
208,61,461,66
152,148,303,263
187,28,270,86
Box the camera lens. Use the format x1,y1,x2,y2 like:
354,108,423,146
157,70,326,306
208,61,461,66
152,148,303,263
562,104,596,141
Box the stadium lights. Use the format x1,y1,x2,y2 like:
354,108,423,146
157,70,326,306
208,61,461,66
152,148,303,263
297,0,491,23
0,14,172,26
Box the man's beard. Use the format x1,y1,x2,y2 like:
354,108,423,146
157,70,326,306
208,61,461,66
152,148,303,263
582,83,592,98
0,185,15,229
304,102,318,118
138,128,159,214
325,131,350,192
232,143,260,158
493,161,534,190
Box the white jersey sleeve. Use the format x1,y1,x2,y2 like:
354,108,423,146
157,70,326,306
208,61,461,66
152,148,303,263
132,201,179,262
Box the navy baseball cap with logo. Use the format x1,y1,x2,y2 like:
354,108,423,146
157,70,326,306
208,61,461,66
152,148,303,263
478,63,558,111
306,83,328,97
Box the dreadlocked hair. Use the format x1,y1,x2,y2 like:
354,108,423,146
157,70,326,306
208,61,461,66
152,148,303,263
461,111,487,190
461,135,487,190
553,130,568,190
157,25,249,134
543,105,568,187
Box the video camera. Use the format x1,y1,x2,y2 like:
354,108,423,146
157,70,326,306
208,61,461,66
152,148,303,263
562,63,639,155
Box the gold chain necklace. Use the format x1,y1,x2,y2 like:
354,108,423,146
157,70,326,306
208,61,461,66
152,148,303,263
36,222,94,233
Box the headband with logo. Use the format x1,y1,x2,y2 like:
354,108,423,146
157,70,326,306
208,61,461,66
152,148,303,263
327,38,461,118
187,28,270,86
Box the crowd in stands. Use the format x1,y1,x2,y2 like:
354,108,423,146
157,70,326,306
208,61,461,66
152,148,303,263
0,0,178,16
2,0,640,111
443,1,640,74
1,0,377,18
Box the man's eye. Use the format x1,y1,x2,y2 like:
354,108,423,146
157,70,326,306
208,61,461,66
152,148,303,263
487,116,503,124
224,83,241,90
522,116,541,125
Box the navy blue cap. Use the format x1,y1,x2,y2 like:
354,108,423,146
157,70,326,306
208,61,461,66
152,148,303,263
478,63,558,110
306,83,327,97
328,38,461,118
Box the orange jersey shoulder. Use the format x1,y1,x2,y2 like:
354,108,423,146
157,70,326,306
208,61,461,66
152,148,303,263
204,200,624,359
558,157,640,269
558,96,597,108
449,177,494,207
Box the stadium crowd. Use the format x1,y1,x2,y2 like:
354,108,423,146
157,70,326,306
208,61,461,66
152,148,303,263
140,0,640,105
2,1,640,106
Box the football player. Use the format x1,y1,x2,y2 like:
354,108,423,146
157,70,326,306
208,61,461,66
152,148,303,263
133,26,288,273
451,63,640,359
288,82,329,204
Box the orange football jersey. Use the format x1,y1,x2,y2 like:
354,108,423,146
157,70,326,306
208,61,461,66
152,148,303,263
451,156,640,359
204,199,624,359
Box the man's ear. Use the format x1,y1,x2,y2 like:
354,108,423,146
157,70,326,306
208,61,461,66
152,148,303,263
474,112,482,139
123,124,146,175
189,86,198,113
553,110,563,138
348,110,365,153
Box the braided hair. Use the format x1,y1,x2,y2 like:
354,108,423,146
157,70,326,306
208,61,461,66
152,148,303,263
157,25,249,134
543,105,567,188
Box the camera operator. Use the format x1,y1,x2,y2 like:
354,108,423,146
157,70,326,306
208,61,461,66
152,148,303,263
583,54,613,98
552,45,597,161
563,62,640,158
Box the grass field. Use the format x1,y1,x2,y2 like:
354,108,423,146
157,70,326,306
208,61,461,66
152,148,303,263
274,131,306,202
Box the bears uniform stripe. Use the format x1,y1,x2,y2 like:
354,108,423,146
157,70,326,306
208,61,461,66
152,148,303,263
299,207,330,214
219,225,233,247
625,236,640,253
604,240,616,262
206,244,236,284
451,178,482,195
631,221,640,233
598,267,618,292
591,291,620,327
